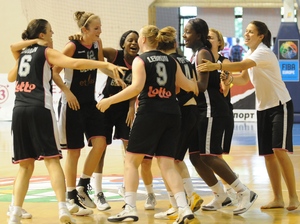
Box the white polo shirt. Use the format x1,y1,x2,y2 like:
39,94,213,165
245,42,291,111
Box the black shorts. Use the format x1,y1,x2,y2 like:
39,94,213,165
257,100,293,155
104,107,130,145
127,112,181,158
198,116,229,155
222,110,234,154
175,105,199,161
11,106,62,163
58,101,106,149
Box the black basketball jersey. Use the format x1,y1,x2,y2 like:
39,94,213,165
102,50,133,110
14,44,53,110
137,50,180,115
169,52,195,107
192,46,230,117
63,40,99,104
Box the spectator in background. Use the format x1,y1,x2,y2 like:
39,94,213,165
229,38,246,62
221,41,230,59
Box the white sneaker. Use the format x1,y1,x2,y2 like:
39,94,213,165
201,193,231,211
73,207,93,216
7,205,32,219
233,189,258,215
8,213,21,224
144,193,157,210
66,199,79,214
94,192,111,211
107,204,138,222
154,207,178,220
226,188,238,206
173,205,194,224
118,186,125,197
59,208,76,224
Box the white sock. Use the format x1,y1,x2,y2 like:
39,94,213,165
174,192,188,208
67,187,76,192
210,181,225,194
58,202,67,210
124,192,137,208
230,178,246,193
145,184,154,194
11,206,22,216
80,174,91,179
183,178,194,198
93,173,103,195
167,191,178,209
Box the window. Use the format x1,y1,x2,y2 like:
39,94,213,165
179,7,197,60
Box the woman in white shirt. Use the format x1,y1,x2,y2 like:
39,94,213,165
197,20,299,211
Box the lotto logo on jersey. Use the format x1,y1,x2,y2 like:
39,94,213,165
0,84,9,104
15,81,36,92
148,86,171,98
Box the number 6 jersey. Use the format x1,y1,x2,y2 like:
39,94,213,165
14,44,53,110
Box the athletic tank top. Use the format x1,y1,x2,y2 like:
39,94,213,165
137,50,180,115
192,46,230,117
63,40,99,104
14,44,53,110
102,50,133,110
169,52,195,107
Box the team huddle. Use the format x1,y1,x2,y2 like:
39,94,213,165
7,10,299,224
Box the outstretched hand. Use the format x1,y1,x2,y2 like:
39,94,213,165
108,64,128,83
197,59,216,72
114,78,127,89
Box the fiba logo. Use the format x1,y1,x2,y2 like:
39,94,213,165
279,41,298,60
0,84,9,104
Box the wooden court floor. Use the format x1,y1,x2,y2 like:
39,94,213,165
1,121,300,224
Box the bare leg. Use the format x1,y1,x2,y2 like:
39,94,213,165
157,157,184,195
44,157,67,202
141,158,153,186
13,159,35,207
261,154,285,209
274,150,299,211
82,137,106,176
124,153,145,192
65,149,80,188
175,160,190,179
94,149,106,173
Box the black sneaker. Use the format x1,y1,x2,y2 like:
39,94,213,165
76,178,96,208
67,189,93,216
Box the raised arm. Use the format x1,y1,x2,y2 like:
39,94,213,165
96,57,145,112
197,58,256,73
47,48,126,79
10,39,49,60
